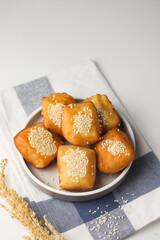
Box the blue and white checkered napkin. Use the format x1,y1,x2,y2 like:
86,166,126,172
0,61,160,240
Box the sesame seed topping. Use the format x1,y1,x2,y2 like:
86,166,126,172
62,148,89,182
73,108,93,135
47,103,65,127
28,127,57,156
101,139,130,156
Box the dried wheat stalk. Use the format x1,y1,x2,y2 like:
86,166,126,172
0,159,66,240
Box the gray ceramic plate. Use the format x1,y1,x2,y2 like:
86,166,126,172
19,106,136,202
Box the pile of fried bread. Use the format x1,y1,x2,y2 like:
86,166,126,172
14,93,135,191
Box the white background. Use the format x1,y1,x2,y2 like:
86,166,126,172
0,0,160,239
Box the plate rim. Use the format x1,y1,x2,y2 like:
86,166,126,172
19,106,136,198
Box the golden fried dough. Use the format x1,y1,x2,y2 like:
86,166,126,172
42,92,76,136
92,128,135,173
57,145,96,191
62,101,102,145
84,94,120,132
14,122,63,168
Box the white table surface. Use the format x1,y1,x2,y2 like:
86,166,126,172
0,0,160,239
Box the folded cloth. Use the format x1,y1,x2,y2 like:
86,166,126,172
0,61,160,240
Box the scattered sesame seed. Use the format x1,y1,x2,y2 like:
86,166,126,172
86,197,131,239
28,127,57,156
123,200,128,204
68,104,73,108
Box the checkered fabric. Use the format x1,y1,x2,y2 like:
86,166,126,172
0,61,160,240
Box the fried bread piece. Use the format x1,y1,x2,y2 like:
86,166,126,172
14,122,63,168
62,101,102,145
84,94,120,132
42,92,76,136
92,128,135,173
57,145,96,191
